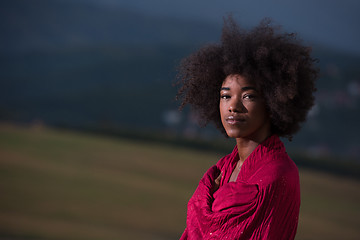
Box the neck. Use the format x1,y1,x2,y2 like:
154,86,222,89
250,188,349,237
235,133,271,164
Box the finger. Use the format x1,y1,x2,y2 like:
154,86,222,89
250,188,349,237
214,171,223,185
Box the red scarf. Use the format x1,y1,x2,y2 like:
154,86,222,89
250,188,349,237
180,135,300,240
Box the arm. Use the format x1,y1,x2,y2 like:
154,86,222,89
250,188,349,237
180,165,222,239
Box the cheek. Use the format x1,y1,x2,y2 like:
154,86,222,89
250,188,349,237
219,102,225,117
252,105,269,124
219,103,228,130
219,110,225,127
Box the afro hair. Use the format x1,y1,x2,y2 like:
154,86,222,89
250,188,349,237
176,16,318,140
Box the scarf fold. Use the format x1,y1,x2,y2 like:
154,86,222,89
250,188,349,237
180,135,300,240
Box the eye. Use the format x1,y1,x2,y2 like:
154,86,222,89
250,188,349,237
243,94,256,100
220,94,230,100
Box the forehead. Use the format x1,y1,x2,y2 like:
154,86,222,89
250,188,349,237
221,74,255,88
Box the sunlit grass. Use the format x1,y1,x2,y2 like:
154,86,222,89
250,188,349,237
0,124,359,239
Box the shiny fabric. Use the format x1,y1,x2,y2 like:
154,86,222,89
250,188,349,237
180,135,300,240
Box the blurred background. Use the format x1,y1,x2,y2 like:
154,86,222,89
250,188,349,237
0,0,359,239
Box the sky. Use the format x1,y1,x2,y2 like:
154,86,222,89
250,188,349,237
86,0,360,54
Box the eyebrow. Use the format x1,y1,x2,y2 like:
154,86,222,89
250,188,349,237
220,87,230,91
220,86,257,91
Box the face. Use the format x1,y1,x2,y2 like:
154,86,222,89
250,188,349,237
219,74,271,141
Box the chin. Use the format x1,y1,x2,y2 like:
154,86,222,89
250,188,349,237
226,129,259,140
225,130,242,139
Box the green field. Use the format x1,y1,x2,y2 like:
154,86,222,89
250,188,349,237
0,124,359,240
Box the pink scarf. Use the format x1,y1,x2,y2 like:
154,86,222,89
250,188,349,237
180,135,300,239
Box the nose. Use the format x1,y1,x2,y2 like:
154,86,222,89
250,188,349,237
229,98,245,113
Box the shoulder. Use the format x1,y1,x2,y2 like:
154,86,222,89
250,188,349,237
252,135,299,187
253,151,299,188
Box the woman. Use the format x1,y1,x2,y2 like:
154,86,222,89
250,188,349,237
176,16,318,240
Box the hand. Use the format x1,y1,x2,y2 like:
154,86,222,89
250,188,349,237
211,171,223,193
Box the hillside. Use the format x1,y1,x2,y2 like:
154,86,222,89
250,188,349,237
0,0,217,52
0,0,359,159
0,124,359,239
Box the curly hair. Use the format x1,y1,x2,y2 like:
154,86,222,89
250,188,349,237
176,16,318,140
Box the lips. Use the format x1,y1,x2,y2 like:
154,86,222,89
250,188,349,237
225,115,246,125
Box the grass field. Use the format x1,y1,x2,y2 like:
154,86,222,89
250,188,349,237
0,124,359,240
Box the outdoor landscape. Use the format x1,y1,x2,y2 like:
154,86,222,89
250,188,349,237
1,0,360,158
0,124,359,240
1,0,360,239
